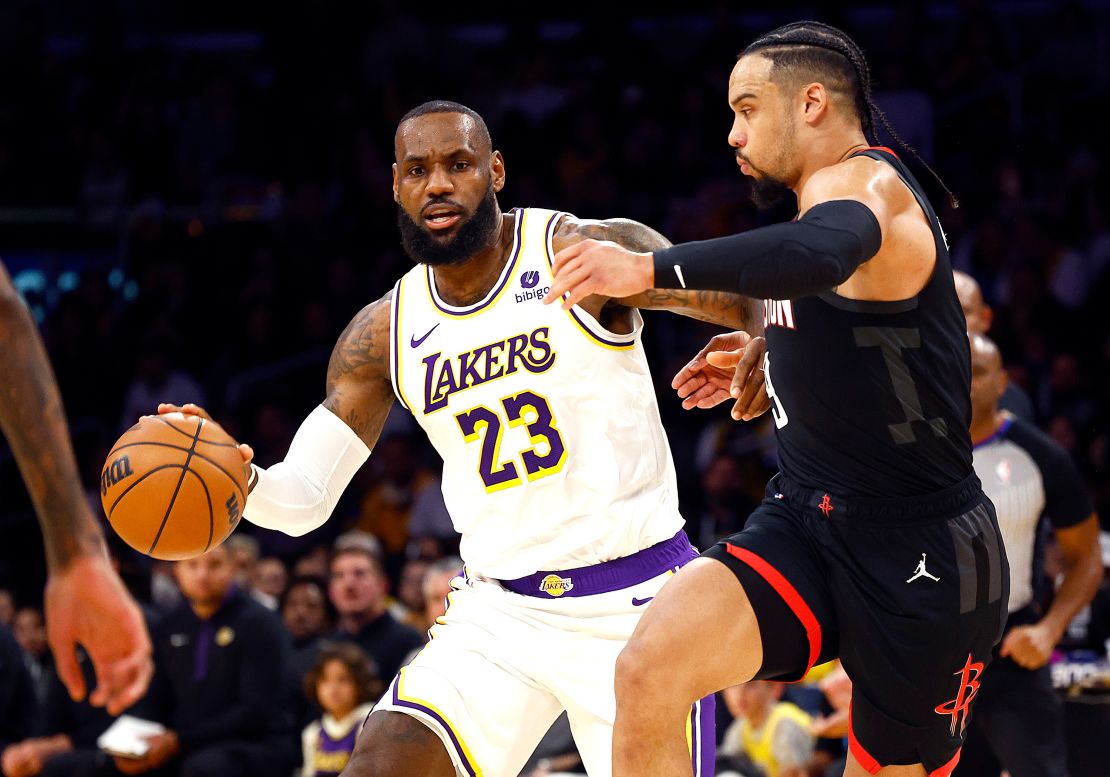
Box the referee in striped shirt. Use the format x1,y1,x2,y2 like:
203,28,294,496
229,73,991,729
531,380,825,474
958,333,1103,777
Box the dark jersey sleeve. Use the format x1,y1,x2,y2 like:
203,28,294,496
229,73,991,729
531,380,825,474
1008,418,1094,529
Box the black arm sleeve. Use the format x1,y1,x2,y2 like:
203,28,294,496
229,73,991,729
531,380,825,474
653,199,883,300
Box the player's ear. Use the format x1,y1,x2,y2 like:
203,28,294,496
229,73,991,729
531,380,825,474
490,151,506,193
391,163,400,203
801,82,828,125
981,303,994,332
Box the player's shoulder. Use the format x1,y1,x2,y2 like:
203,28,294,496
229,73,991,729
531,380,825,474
337,290,393,347
801,154,913,216
552,213,670,253
328,290,394,384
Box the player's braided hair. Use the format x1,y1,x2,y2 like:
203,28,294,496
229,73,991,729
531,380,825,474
743,21,958,208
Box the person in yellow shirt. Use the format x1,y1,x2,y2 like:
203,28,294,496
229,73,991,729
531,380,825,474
718,681,815,777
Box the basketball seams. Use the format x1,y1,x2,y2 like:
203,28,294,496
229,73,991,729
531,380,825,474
148,420,205,555
183,468,215,554
106,440,247,503
150,415,239,447
108,463,190,517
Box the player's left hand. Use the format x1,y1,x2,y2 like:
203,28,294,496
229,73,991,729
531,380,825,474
999,622,1058,669
44,554,153,715
543,239,653,309
671,331,770,420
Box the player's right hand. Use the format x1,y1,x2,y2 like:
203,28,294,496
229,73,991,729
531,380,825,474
45,553,153,716
671,332,769,420
156,403,254,467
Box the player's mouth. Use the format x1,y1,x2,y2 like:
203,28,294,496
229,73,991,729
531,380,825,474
423,204,464,231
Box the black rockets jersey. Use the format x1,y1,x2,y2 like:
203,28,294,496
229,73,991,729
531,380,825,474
763,148,974,499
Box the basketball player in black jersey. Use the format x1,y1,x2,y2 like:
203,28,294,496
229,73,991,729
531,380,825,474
545,21,1009,777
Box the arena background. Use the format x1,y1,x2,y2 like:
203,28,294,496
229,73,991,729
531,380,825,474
1,1,1108,775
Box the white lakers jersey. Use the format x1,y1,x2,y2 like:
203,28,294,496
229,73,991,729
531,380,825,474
390,207,683,578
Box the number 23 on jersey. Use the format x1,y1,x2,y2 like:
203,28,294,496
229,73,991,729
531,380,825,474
454,390,567,492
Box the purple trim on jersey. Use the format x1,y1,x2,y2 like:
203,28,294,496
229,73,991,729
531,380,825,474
498,531,696,598
973,414,1013,450
425,208,523,317
541,211,636,349
390,279,408,410
390,683,477,777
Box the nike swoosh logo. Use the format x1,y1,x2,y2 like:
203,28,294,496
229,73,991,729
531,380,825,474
631,596,654,607
410,323,440,348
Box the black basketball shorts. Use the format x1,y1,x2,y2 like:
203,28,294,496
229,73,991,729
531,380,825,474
704,473,1009,776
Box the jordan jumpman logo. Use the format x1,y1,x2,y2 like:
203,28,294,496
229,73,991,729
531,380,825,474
906,553,941,583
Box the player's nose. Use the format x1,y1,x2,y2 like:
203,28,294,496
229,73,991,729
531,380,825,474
425,164,454,196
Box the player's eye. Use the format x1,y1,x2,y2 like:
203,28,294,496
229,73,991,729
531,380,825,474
409,166,424,176
453,161,470,171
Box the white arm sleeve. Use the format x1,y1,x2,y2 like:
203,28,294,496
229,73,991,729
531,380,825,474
244,405,371,536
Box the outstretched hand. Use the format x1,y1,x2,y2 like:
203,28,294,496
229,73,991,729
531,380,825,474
542,239,654,309
45,554,152,716
672,331,769,420
157,403,254,470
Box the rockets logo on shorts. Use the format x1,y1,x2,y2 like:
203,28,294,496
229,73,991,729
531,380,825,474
539,574,574,596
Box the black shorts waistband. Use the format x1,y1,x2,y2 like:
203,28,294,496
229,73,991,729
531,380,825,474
768,472,985,523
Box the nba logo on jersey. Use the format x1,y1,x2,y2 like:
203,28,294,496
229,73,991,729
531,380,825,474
539,574,574,596
764,299,796,330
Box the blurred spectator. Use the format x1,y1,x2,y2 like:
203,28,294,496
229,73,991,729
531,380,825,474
122,545,298,776
717,682,814,777
0,591,13,628
12,608,53,710
292,547,332,581
117,335,207,435
351,435,445,572
224,534,260,588
392,559,429,632
959,334,1103,777
0,625,37,766
299,643,381,777
421,557,464,635
2,644,126,777
953,270,1034,421
248,557,288,611
280,575,334,726
327,545,422,683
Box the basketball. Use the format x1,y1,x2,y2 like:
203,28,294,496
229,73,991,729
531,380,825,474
101,412,248,560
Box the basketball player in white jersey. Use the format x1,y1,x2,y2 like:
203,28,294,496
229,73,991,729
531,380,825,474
160,100,767,777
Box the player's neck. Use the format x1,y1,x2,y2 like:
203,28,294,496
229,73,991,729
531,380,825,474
430,209,515,307
793,130,870,197
969,409,1006,446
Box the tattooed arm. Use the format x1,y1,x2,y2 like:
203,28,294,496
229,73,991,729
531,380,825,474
321,291,396,447
553,216,762,332
0,263,151,715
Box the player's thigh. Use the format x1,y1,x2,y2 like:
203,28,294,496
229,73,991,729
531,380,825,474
617,556,764,700
345,710,457,777
843,753,926,777
371,606,564,776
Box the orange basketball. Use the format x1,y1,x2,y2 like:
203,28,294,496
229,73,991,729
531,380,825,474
101,412,248,560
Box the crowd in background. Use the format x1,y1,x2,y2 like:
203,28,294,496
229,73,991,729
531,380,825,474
1,1,1109,775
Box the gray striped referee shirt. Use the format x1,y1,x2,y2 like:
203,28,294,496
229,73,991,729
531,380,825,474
973,413,1092,614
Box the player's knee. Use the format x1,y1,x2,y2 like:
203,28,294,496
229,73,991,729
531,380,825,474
347,711,455,777
614,637,663,704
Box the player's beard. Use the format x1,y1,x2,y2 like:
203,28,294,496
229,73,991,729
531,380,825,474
397,187,500,267
749,175,793,211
